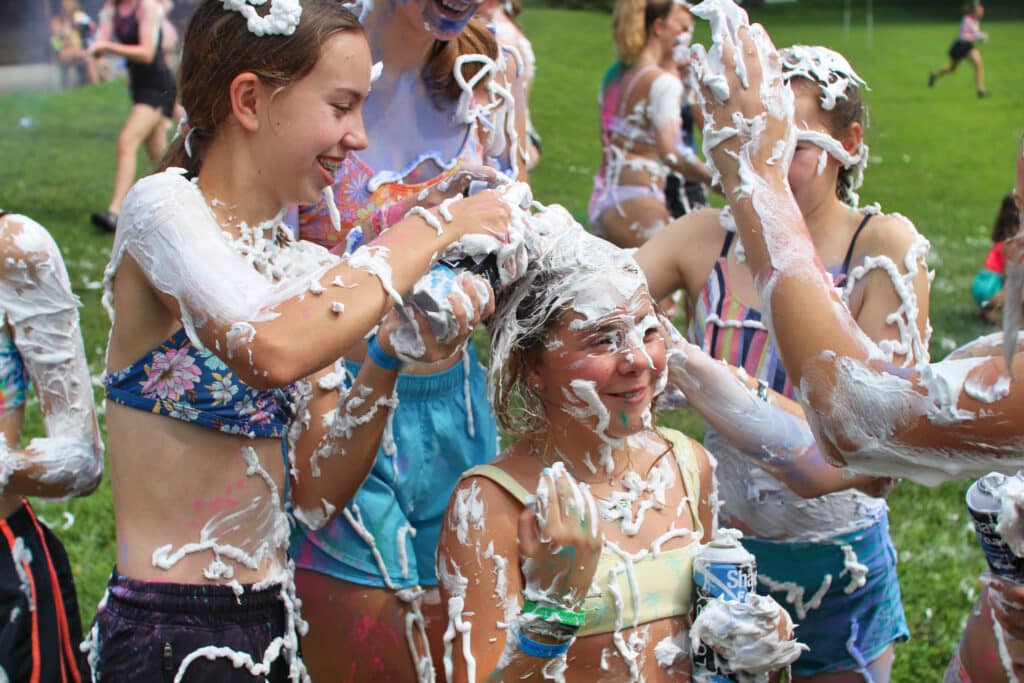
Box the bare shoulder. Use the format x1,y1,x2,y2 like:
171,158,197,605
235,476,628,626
853,210,927,267
0,214,66,280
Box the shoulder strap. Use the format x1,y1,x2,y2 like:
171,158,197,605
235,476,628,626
656,428,704,539
616,65,662,119
462,464,531,505
719,229,735,258
840,213,873,276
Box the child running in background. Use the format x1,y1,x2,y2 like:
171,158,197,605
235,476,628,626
437,209,802,682
0,210,103,682
928,2,990,97
972,192,1022,323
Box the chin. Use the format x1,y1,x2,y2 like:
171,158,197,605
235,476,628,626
421,0,478,40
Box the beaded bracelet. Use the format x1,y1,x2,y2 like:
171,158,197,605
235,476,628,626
516,629,572,660
366,335,403,371
521,600,586,628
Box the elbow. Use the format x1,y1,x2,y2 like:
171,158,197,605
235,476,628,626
224,332,310,390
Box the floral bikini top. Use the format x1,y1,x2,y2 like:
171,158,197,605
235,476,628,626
104,328,293,438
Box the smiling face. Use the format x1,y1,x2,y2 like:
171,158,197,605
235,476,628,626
527,286,667,442
258,31,372,207
396,0,485,42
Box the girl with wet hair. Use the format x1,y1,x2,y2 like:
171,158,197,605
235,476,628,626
588,0,712,249
288,0,530,678
93,0,509,679
678,1,1024,679
436,209,801,682
637,41,930,682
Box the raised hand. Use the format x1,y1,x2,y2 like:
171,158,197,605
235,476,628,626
688,0,794,195
518,463,603,611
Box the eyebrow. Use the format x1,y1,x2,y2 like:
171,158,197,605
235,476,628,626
329,87,367,102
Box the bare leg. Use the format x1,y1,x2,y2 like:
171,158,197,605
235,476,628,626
930,58,959,85
793,643,895,683
295,569,443,682
144,116,172,167
107,104,167,214
968,48,987,94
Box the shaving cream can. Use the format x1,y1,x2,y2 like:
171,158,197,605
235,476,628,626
692,534,758,682
966,472,1024,583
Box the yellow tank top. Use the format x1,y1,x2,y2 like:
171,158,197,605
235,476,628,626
462,427,702,637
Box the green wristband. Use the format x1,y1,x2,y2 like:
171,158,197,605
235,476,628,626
521,600,586,628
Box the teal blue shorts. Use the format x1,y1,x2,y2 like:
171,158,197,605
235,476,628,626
742,513,909,677
289,344,498,589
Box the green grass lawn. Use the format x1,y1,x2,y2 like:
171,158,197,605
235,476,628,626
1,3,1022,678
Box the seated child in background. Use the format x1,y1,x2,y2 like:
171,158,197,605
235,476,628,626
972,193,1022,323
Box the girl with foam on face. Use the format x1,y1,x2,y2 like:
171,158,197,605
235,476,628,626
437,213,802,682
637,34,930,682
679,1,1024,679
589,0,713,249
93,0,509,679
288,0,529,679
0,211,103,683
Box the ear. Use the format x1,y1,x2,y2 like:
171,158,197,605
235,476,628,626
228,72,263,133
523,350,545,393
840,120,863,156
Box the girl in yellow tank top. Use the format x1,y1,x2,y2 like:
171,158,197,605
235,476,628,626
436,211,795,682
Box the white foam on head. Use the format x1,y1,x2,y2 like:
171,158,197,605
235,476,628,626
220,0,303,37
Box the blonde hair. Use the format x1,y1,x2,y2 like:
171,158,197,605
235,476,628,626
612,0,676,64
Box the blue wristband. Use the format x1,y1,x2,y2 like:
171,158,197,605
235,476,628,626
367,335,403,371
516,629,572,659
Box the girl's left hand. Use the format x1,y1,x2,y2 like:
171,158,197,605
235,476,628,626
90,40,110,56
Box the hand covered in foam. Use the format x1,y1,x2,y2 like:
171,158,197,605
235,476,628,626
689,0,794,196
377,269,495,364
519,462,603,611
690,592,806,677
985,574,1024,642
417,164,507,209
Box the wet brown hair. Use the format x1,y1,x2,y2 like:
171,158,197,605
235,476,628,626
161,0,364,177
422,18,500,109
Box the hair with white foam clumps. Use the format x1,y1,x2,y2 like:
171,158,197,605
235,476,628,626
221,0,303,37
779,44,870,206
486,208,647,434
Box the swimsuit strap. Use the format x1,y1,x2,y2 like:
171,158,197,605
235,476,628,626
615,64,662,120
719,228,735,258
839,213,873,276
461,464,532,504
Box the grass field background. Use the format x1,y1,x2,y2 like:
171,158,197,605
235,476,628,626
0,2,1022,678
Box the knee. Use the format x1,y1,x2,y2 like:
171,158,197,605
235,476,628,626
117,131,139,156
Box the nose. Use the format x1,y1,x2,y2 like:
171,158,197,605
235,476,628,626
343,115,368,152
617,335,648,374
